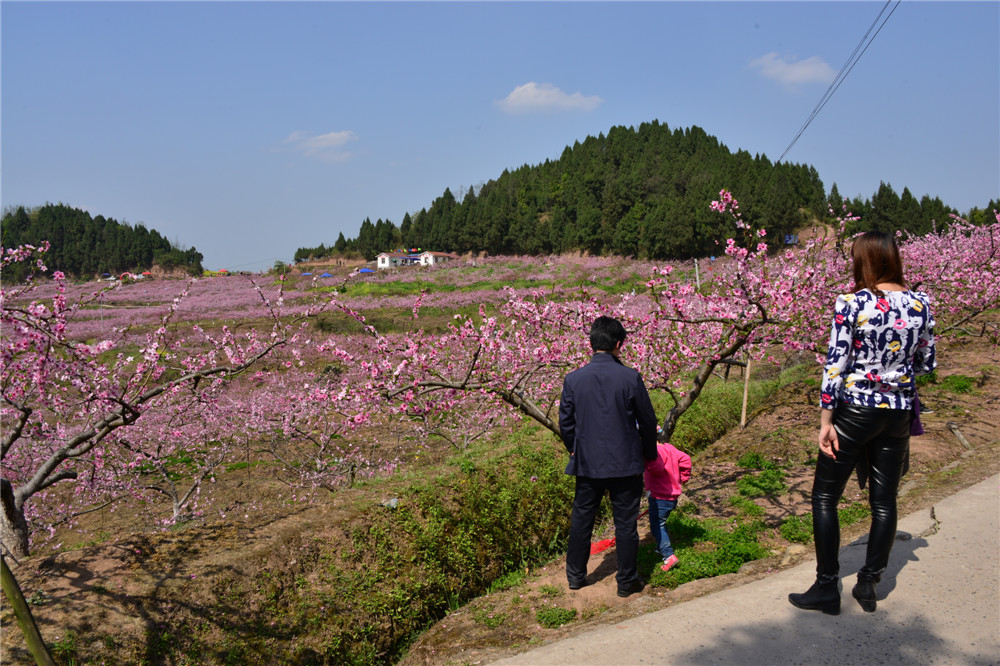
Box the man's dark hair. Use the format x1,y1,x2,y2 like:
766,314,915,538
589,316,626,352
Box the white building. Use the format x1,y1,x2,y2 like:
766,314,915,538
419,251,460,267
376,250,420,270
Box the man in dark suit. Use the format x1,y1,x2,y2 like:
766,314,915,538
559,316,659,597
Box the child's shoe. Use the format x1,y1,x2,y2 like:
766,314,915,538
661,554,679,572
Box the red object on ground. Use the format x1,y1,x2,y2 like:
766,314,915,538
588,509,650,555
590,538,615,555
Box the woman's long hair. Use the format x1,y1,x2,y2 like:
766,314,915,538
852,231,908,296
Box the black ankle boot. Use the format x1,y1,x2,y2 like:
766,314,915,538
852,572,880,612
789,578,840,615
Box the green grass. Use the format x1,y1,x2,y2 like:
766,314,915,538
488,569,527,594
837,502,871,527
779,502,872,544
939,374,975,394
917,370,978,394
736,450,787,497
643,505,769,589
535,607,577,628
737,452,768,469
737,467,787,497
779,514,813,544
729,495,766,518
473,606,507,629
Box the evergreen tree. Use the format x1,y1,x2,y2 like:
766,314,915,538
334,232,348,253
355,218,377,260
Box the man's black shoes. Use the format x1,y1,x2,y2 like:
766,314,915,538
617,580,645,597
568,579,588,590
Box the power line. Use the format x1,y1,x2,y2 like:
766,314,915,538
775,0,902,166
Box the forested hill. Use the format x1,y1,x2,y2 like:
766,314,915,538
1,203,203,281
314,121,992,263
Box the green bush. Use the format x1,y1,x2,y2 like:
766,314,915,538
317,437,575,662
137,434,576,665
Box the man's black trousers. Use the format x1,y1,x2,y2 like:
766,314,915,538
566,474,644,589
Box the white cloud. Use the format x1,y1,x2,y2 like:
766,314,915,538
496,82,603,115
284,129,359,163
749,52,836,86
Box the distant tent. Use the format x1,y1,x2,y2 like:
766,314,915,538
358,267,374,274
218,269,229,274
320,272,333,278
141,271,152,276
102,273,111,276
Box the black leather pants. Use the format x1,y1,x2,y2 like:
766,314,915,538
811,404,911,582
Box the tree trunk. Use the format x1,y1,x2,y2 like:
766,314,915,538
1,481,30,559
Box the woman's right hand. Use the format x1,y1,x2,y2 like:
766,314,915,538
819,409,839,458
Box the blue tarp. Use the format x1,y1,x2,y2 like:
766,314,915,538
301,272,313,276
359,268,375,273
320,272,333,278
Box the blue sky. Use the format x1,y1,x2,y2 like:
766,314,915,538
3,1,998,272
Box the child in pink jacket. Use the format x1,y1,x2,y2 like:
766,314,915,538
644,442,692,572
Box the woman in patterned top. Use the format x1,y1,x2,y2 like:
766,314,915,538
789,231,936,615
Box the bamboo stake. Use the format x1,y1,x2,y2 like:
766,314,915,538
740,359,751,428
1,554,55,665
946,422,974,450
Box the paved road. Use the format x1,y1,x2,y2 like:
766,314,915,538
494,473,1000,666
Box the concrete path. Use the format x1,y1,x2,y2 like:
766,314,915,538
494,474,1000,666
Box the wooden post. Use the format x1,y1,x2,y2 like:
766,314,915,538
694,258,700,291
1,555,55,665
740,359,751,428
